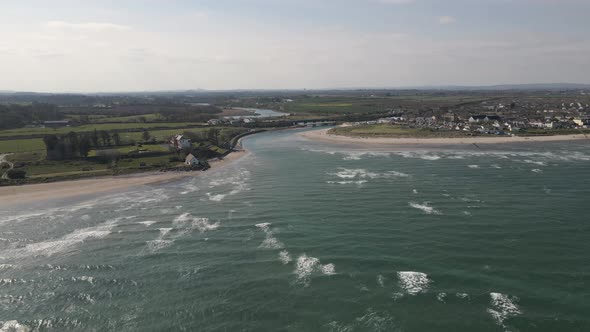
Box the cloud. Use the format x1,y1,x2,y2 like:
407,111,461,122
438,16,456,24
376,0,415,4
46,21,130,32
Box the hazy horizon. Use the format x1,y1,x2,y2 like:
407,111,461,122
2,0,590,92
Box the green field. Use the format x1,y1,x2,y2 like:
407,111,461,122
330,124,470,138
0,138,45,153
95,113,163,123
284,95,489,115
0,122,206,138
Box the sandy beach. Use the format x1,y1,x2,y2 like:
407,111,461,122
0,150,248,207
299,128,590,145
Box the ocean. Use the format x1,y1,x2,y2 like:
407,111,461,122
1,129,589,331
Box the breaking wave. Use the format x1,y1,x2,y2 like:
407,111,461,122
408,202,441,215
294,254,336,285
397,271,430,295
255,223,284,249
487,292,521,330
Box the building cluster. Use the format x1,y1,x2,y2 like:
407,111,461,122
360,99,590,135
208,117,257,126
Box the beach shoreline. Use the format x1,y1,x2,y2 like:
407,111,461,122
0,150,248,207
299,128,590,145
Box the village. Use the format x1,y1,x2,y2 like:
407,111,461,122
355,98,590,136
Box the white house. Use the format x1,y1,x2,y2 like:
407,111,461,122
169,134,192,150
185,153,199,166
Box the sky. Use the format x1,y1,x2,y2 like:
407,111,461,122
1,0,589,92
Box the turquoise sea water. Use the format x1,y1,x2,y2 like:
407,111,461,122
1,129,589,331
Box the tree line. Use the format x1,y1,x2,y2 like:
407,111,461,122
0,103,63,130
43,129,128,160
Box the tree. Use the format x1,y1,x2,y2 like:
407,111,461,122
43,134,61,160
43,134,59,151
207,128,221,146
79,134,92,158
142,130,151,142
91,129,100,147
112,132,121,146
95,149,120,164
100,130,111,146
66,131,79,158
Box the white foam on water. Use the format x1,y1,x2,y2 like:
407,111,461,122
331,168,379,179
321,263,336,275
409,202,441,215
397,271,430,295
385,171,409,178
294,254,336,285
191,217,220,233
76,292,95,304
327,168,409,185
206,169,251,198
463,211,472,216
17,218,120,257
255,223,284,249
487,292,521,329
146,240,174,252
0,264,15,270
456,292,470,299
173,213,219,234
71,276,94,286
0,211,52,226
420,155,441,161
179,181,199,195
531,168,543,173
412,189,418,194
491,164,502,169
0,320,31,332
80,215,91,221
260,235,284,249
295,254,320,284
279,250,292,264
523,159,547,166
255,223,272,231
342,153,362,160
437,292,447,302
158,228,172,236
137,221,158,227
467,165,479,169
326,180,368,185
543,186,552,194
377,274,385,287
206,193,226,202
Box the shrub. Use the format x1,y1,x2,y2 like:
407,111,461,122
6,169,26,179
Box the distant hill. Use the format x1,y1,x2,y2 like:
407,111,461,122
406,83,590,91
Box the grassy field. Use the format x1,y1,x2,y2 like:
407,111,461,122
330,124,470,138
0,138,45,153
0,122,206,138
284,95,490,115
94,113,163,123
